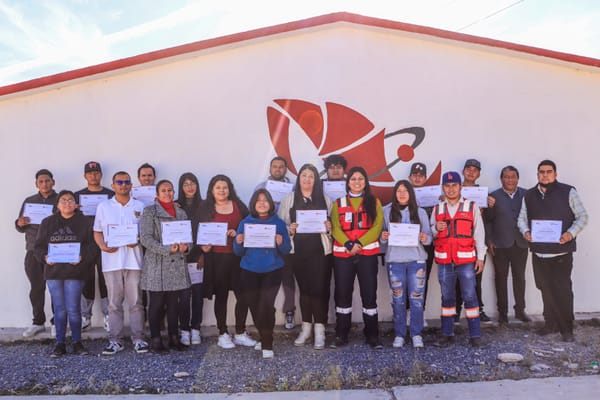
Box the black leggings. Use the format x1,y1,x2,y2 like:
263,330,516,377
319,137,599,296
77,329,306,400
148,290,181,338
212,253,249,334
292,252,330,324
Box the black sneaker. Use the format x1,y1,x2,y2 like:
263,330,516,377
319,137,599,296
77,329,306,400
479,311,491,323
71,341,89,355
515,311,532,323
50,343,67,358
330,336,348,349
498,314,509,325
366,337,383,350
102,341,124,355
469,337,482,348
433,335,455,348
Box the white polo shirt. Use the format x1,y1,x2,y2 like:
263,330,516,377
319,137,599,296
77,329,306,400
94,197,145,272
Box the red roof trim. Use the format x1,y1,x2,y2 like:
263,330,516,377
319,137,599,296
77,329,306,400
2,12,599,97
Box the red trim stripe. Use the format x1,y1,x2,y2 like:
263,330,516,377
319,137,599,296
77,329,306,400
2,12,599,97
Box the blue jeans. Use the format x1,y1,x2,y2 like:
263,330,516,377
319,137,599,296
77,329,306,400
387,261,426,338
46,279,84,343
438,262,480,338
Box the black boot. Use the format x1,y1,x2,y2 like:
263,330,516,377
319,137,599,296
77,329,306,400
363,313,381,349
169,334,186,351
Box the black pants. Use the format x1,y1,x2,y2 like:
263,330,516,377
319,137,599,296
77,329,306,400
456,257,484,314
179,283,204,331
532,253,574,334
148,290,181,338
493,244,528,316
240,268,282,350
82,252,108,300
292,252,330,324
212,253,249,334
334,255,379,339
24,250,48,325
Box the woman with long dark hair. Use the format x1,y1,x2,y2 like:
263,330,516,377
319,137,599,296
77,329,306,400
176,172,204,346
380,180,432,348
198,174,256,349
140,180,191,352
278,164,332,349
330,166,384,349
35,190,94,357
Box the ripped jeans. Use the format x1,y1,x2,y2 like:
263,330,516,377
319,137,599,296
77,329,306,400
387,261,426,338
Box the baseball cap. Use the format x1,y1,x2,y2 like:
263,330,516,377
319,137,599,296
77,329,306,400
463,159,481,170
409,162,427,176
84,161,102,173
442,171,462,185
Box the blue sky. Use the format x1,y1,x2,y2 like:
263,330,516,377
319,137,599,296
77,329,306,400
1,0,599,86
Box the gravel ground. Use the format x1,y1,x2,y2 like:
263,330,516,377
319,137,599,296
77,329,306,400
1,319,599,395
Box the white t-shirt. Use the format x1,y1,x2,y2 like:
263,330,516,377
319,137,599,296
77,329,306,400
93,197,145,271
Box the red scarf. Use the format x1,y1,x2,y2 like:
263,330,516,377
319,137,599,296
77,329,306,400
158,199,176,217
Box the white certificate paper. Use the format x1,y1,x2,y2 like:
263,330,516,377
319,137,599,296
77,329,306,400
414,186,441,208
323,181,346,201
243,223,276,248
47,242,81,263
79,194,108,216
161,220,193,245
388,223,420,247
188,263,204,284
196,222,228,246
107,224,138,247
265,180,294,203
23,203,53,225
131,186,156,207
296,210,327,234
461,186,489,208
531,219,562,243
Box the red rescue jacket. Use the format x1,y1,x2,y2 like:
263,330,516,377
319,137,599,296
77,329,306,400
433,200,476,265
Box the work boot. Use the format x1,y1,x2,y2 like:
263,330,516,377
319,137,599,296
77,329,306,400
313,323,326,350
294,322,312,346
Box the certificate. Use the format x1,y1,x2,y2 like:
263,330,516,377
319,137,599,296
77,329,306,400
265,180,294,203
131,186,156,207
196,222,228,246
23,203,53,225
188,263,204,284
47,242,80,263
461,186,489,208
414,186,441,208
388,223,420,247
107,224,138,247
323,181,346,201
531,219,562,243
243,223,276,248
296,210,327,234
79,194,108,216
161,220,193,245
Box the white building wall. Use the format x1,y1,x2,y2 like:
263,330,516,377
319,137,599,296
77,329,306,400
1,24,598,327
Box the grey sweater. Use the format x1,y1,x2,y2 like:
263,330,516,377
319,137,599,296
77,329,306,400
381,204,432,263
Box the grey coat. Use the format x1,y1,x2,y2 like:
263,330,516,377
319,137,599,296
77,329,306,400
140,202,191,291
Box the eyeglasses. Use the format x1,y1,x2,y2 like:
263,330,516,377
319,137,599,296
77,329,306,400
182,182,197,188
59,199,76,204
115,180,132,186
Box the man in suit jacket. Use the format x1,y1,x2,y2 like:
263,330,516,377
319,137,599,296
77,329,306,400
485,166,530,324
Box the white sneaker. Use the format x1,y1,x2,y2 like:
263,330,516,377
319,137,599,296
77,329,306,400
103,315,110,332
191,329,201,345
81,317,91,331
22,324,45,338
262,349,274,358
234,332,257,347
392,336,405,348
180,330,191,346
217,333,235,349
254,342,262,350
412,335,424,348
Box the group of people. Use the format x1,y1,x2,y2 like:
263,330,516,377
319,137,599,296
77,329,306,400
15,155,588,358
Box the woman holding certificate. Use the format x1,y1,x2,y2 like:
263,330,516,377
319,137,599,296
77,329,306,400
331,167,384,349
34,190,95,357
198,175,256,350
176,172,204,346
140,180,191,352
234,189,291,358
380,180,432,348
278,164,332,350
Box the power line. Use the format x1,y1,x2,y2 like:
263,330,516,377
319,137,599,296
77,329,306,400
457,0,525,31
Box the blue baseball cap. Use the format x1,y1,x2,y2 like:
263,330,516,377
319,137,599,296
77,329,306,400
442,171,462,185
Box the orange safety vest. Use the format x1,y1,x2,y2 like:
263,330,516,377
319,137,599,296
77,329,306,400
433,200,476,265
333,196,380,258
